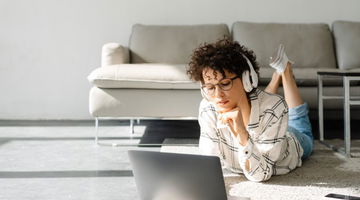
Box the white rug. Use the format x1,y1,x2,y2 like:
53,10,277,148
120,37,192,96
161,139,360,200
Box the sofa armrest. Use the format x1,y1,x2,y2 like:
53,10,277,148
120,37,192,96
101,43,129,67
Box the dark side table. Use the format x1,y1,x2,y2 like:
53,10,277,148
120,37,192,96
317,70,360,157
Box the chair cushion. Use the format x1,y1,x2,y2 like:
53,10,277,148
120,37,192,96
87,64,200,89
129,24,230,64
232,22,337,70
333,21,360,70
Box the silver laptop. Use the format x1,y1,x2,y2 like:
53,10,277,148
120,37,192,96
128,150,228,200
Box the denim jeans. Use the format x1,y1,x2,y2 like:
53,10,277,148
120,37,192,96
287,102,314,159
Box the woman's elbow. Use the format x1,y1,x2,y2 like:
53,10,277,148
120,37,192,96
245,172,272,182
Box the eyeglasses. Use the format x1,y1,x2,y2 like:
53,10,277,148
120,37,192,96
201,76,239,96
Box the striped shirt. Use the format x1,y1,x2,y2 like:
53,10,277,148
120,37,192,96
198,88,304,182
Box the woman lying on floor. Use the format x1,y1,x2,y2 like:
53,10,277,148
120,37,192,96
186,38,314,182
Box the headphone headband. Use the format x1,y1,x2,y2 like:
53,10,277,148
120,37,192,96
241,54,254,74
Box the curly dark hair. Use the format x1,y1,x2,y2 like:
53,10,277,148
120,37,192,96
187,37,259,84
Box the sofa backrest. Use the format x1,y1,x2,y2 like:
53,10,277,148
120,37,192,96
232,22,337,69
129,24,230,64
333,21,360,70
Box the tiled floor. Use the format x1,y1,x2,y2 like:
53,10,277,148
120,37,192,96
0,120,359,200
0,123,161,200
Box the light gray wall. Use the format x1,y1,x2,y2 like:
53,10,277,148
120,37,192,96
1,0,360,120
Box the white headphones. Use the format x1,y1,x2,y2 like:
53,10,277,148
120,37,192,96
241,54,258,93
200,54,258,101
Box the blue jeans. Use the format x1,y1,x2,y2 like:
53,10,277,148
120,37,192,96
287,102,313,159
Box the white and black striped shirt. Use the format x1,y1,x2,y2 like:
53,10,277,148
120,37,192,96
198,88,304,182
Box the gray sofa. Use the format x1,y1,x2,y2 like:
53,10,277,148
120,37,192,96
88,21,360,130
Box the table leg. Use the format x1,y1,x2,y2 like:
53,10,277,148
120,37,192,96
343,77,351,157
318,75,324,141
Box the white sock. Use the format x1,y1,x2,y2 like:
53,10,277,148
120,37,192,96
269,44,294,73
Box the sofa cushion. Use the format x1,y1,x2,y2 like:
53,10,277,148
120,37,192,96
333,21,360,70
232,22,337,70
259,67,360,86
87,64,200,89
129,24,230,64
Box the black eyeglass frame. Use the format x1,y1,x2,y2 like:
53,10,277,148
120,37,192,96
200,76,240,96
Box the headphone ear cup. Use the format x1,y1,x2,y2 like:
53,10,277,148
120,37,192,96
241,54,258,91
242,70,252,93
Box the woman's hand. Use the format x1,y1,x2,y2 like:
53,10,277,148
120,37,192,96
218,107,249,146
